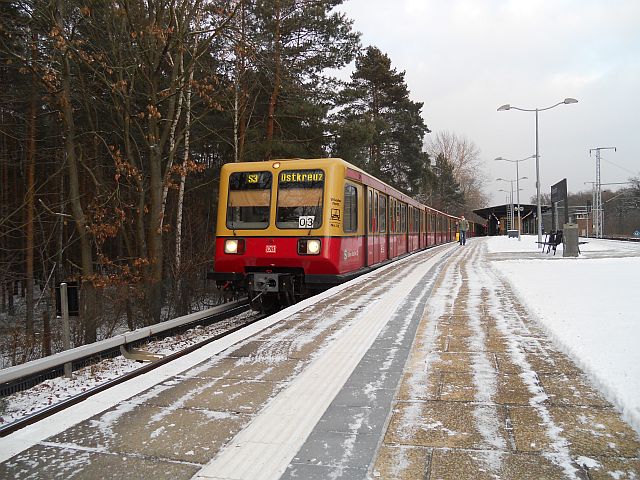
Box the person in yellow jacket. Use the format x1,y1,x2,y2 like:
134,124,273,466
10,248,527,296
459,215,469,245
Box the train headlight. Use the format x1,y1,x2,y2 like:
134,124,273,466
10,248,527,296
307,239,321,254
224,239,245,254
298,238,321,255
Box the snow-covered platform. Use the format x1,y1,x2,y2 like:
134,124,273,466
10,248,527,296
1,237,639,479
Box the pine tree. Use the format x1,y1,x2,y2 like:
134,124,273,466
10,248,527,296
331,46,428,193
235,0,360,161
419,154,464,213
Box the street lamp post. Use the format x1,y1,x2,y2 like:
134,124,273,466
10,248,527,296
495,155,535,240
497,176,528,239
497,98,578,246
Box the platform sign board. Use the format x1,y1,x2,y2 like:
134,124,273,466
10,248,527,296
550,179,569,229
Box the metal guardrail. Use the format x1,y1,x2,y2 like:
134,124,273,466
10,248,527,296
0,299,249,396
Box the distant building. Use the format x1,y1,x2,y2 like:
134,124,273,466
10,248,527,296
473,204,549,236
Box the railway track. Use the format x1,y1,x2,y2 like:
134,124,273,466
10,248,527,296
0,301,265,437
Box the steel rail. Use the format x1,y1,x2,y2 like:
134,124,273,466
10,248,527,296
0,305,264,437
0,299,249,397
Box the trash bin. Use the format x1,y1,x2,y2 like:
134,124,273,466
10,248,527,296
563,223,579,257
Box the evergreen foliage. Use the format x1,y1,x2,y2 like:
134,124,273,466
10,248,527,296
331,46,429,193
0,0,489,360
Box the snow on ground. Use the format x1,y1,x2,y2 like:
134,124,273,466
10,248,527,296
0,311,256,426
488,235,640,434
2,236,639,463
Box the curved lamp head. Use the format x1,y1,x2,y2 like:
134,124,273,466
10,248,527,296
497,104,511,111
563,98,578,104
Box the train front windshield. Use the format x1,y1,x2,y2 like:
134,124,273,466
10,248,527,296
227,171,272,229
276,170,324,229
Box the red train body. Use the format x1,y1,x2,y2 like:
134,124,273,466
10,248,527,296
211,158,474,308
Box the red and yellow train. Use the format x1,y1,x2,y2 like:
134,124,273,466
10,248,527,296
212,158,476,309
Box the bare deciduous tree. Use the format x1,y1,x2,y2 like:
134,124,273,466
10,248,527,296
426,131,489,212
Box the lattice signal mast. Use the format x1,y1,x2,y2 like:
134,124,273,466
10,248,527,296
589,146,616,238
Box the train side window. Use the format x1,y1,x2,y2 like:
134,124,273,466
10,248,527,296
374,192,379,233
401,204,406,233
343,183,358,233
379,195,387,233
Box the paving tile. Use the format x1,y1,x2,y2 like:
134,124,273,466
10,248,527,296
442,335,469,352
314,403,391,436
331,385,397,408
428,352,479,374
494,353,527,374
524,351,583,376
437,322,473,336
482,334,511,353
384,401,509,450
437,372,475,402
538,373,609,407
509,406,556,453
289,431,379,468
183,378,279,413
225,338,323,360
49,403,249,464
0,443,200,480
351,348,407,375
548,406,640,457
583,456,640,479
396,370,441,402
188,356,303,382
428,449,574,480
495,373,535,405
371,445,431,480
281,463,368,480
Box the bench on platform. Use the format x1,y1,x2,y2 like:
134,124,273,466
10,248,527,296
537,231,563,255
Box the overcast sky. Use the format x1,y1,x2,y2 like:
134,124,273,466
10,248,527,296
336,0,640,205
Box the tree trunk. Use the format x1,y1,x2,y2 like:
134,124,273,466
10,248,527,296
265,0,281,160
55,0,97,343
175,54,194,316
25,34,37,339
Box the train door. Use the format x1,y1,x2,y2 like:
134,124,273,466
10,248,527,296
419,209,424,249
373,191,380,264
401,203,407,255
388,198,396,259
408,206,413,251
379,194,389,261
343,181,363,271
367,187,380,266
366,188,372,266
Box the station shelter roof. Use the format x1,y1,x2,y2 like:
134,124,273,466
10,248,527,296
473,203,549,220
